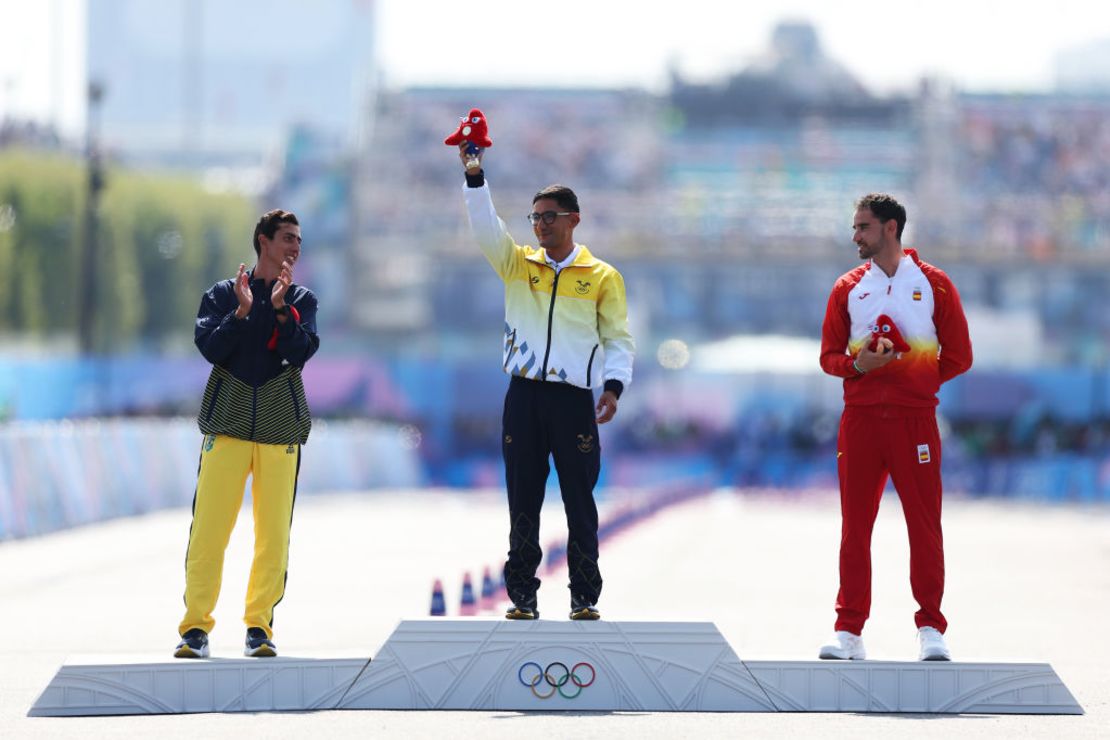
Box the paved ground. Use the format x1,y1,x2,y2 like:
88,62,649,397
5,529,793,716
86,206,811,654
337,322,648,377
1,488,1107,739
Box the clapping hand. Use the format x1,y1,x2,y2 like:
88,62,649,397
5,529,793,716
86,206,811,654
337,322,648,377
272,261,293,317
233,263,252,319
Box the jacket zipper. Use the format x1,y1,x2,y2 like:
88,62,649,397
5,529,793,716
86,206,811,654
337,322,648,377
586,344,599,386
540,268,562,380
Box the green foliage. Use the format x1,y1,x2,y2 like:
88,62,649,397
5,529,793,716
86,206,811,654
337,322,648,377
0,150,254,350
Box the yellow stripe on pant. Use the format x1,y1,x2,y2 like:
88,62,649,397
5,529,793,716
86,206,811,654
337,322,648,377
179,434,300,639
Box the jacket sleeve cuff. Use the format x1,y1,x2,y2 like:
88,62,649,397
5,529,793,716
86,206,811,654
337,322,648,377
276,305,301,337
603,379,624,399
465,169,485,188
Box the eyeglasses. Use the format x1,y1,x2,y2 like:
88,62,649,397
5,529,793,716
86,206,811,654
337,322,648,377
527,211,572,225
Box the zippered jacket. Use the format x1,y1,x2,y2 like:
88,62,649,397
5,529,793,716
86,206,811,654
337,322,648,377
465,182,634,392
820,249,972,408
194,273,319,444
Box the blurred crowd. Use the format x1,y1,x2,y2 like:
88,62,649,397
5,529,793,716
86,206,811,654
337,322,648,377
956,97,1110,255
359,87,1110,262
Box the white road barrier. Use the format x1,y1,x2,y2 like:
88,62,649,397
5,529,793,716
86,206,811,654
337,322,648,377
0,419,422,540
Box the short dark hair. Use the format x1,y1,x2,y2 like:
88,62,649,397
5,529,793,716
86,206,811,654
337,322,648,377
532,185,580,213
252,209,299,256
856,193,906,240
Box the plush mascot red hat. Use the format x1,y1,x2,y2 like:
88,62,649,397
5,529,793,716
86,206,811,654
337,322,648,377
868,313,911,354
444,108,492,149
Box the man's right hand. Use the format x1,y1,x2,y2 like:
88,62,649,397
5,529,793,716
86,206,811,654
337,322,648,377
458,142,483,172
233,263,252,319
855,336,897,372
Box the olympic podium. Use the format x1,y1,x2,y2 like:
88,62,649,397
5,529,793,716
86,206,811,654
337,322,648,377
29,619,1083,716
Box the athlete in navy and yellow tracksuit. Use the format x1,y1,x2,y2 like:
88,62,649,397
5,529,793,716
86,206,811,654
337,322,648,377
175,209,318,659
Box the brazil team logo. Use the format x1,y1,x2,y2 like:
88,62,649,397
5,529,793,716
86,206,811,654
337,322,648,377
203,434,216,452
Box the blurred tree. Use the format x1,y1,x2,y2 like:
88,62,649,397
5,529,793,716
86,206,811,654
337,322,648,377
0,150,254,350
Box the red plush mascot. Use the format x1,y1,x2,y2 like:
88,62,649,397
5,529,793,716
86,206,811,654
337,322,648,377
445,108,492,171
868,313,911,354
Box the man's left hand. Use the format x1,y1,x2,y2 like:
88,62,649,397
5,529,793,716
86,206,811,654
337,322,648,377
596,391,618,424
272,261,293,317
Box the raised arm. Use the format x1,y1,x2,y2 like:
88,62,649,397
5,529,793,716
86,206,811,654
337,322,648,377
459,144,522,281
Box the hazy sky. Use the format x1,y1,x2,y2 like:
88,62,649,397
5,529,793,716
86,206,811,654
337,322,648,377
377,0,1110,92
1,0,1108,136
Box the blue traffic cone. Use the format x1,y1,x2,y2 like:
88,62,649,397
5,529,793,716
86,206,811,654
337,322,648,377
430,578,446,616
479,565,496,612
459,572,478,616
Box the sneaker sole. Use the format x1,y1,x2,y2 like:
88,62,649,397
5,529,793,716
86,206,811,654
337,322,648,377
174,645,209,659
505,609,538,620
244,645,277,657
818,650,865,660
920,654,951,661
569,609,600,621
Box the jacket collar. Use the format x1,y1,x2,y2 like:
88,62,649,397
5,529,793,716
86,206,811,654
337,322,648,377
525,243,598,269
866,248,920,277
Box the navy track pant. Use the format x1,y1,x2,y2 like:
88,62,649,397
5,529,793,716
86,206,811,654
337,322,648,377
501,375,602,608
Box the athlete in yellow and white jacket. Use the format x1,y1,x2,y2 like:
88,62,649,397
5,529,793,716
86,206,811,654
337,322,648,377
464,181,634,395
459,141,633,621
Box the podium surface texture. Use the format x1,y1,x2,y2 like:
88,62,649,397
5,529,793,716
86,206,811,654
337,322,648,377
30,620,1082,716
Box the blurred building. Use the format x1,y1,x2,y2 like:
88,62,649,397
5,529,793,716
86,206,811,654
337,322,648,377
669,21,909,125
85,0,377,334
87,0,376,172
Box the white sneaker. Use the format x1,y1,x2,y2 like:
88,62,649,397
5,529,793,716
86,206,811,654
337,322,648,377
917,626,951,661
818,630,866,660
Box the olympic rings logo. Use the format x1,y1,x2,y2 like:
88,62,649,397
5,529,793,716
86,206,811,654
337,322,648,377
517,661,596,699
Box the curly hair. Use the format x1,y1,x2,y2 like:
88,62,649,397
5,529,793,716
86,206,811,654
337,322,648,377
856,193,906,240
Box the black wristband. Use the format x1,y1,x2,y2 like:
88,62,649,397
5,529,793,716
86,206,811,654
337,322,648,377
274,305,289,317
465,169,485,188
603,379,624,399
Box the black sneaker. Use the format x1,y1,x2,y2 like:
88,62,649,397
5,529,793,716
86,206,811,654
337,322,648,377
244,627,277,657
569,595,600,621
174,628,209,658
505,604,538,620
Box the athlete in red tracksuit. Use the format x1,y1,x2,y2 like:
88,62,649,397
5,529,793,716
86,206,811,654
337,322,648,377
818,194,972,661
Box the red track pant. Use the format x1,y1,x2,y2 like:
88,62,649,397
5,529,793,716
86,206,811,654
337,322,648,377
834,405,946,635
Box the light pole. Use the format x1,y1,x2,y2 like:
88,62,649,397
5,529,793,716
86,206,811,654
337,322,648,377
78,81,105,354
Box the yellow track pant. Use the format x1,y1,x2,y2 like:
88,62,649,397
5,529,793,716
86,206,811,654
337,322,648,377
179,434,300,639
